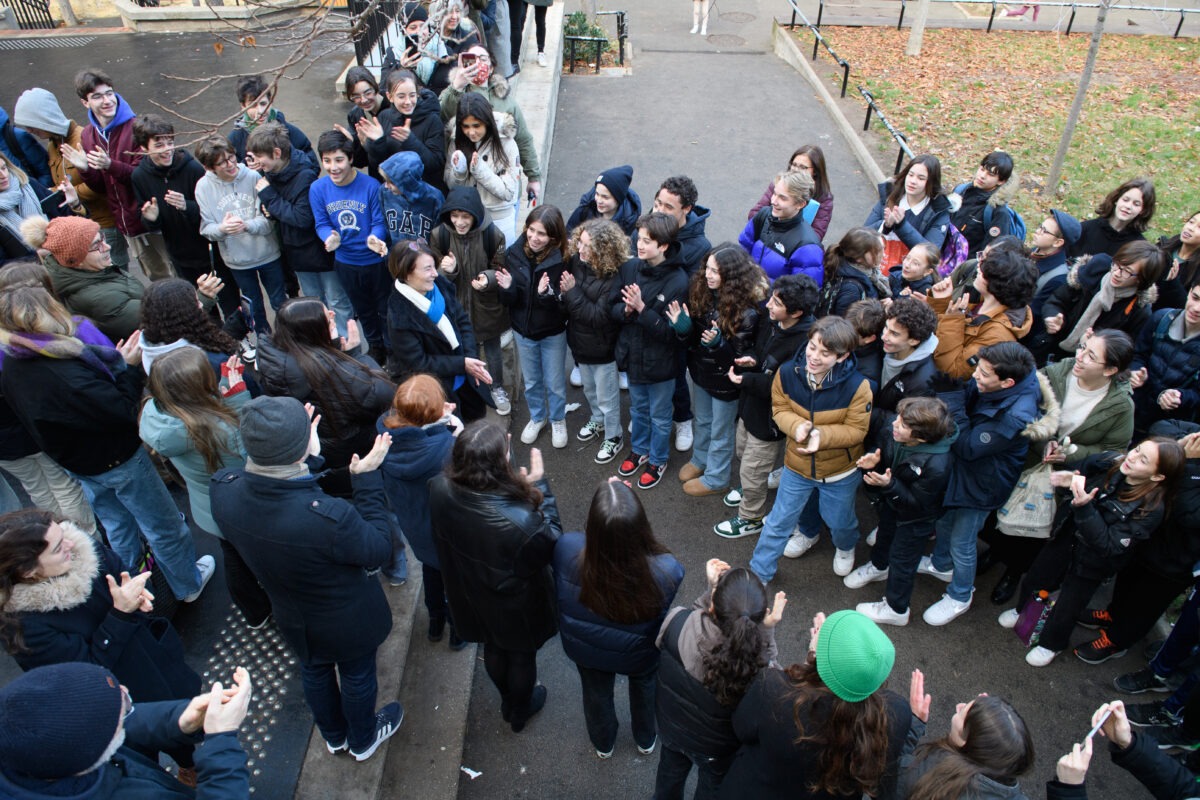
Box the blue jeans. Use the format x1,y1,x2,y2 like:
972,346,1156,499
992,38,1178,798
750,467,861,584
628,380,674,466
514,331,567,423
930,507,991,602
71,448,201,599
335,259,390,349
297,270,354,340
230,259,288,335
578,361,621,440
385,515,409,583
299,649,379,752
690,386,738,490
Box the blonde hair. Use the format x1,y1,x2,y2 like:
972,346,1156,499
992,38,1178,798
0,286,76,337
568,218,630,278
775,170,815,205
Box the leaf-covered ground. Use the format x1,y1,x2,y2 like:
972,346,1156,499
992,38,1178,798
804,26,1200,241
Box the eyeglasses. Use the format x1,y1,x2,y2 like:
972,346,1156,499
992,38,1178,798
1111,261,1139,279
87,90,115,102
1035,224,1061,238
217,154,238,167
1075,343,1101,364
349,88,376,102
88,238,107,253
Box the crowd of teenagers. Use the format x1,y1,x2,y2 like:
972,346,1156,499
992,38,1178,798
0,1,1199,793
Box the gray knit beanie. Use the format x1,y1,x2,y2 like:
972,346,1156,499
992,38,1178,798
12,88,71,138
240,396,311,467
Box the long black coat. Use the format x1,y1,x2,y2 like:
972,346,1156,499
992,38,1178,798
387,274,484,402
428,475,561,651
500,238,569,341
211,468,393,663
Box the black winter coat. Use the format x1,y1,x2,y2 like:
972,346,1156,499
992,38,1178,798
655,608,737,761
552,531,683,676
737,315,811,442
862,428,956,524
130,151,214,273
1131,308,1200,432
870,350,939,444
256,150,333,273
864,182,953,251
1069,216,1145,261
680,300,759,401
365,89,447,195
819,261,884,318
1041,257,1156,357
1131,431,1200,581
499,239,568,340
562,255,621,364
212,468,393,663
347,97,392,177
387,274,485,403
0,394,37,461
428,475,561,650
611,248,689,384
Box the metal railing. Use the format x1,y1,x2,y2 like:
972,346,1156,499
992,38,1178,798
346,0,403,71
9,0,55,28
783,1,851,96
859,86,914,174
564,10,628,74
596,10,629,65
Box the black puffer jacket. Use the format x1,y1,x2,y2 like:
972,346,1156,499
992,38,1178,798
611,246,689,384
737,315,811,442
429,186,509,342
1134,421,1200,581
499,238,568,340
680,300,759,401
365,88,447,194
654,607,737,761
428,474,561,650
562,254,621,364
863,425,957,525
130,151,213,273
256,150,332,273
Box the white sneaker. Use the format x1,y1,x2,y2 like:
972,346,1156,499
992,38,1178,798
182,555,217,603
537,51,548,67
674,420,693,451
569,366,583,387
766,467,782,489
998,609,1020,629
844,562,889,589
690,23,699,33
857,598,910,626
491,387,512,416
619,372,629,390
1025,646,1059,667
917,555,954,583
922,593,973,626
783,531,817,559
551,420,568,449
521,419,546,444
595,436,622,464
833,549,856,577
578,420,603,441
865,527,878,547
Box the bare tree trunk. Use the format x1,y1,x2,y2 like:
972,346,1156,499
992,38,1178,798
905,0,932,56
1046,0,1110,196
54,0,78,26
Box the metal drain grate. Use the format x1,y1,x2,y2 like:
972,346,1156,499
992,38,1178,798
0,35,95,49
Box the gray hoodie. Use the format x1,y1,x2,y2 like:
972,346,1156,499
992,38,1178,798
881,333,939,386
196,164,280,269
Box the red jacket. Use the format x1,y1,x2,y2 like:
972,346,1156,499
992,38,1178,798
80,117,145,237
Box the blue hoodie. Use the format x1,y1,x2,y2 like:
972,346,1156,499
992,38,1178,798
378,151,444,245
377,416,454,567
0,106,50,186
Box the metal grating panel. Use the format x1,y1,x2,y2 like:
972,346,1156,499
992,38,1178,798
0,35,95,49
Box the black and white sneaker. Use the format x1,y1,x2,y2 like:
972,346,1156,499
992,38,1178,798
350,702,404,762
595,436,622,464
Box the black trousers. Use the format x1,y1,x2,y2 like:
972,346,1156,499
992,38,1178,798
1018,533,1106,653
483,644,538,721
1107,560,1191,650
219,538,272,626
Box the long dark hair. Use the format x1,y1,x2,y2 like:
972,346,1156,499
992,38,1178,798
454,93,511,173
1106,436,1185,513
790,144,830,199
140,278,237,355
687,244,766,340
270,297,391,440
444,420,542,509
145,347,242,473
784,658,893,797
909,696,1035,800
702,568,769,707
1096,177,1156,233
0,509,57,654
885,154,943,209
578,481,670,624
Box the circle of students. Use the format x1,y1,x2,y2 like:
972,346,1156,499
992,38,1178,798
0,27,1198,800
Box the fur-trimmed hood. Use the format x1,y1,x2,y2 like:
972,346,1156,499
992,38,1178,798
446,67,513,101
3,522,99,614
1021,371,1063,441
1066,261,1159,309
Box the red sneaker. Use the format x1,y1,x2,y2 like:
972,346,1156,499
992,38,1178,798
638,463,664,490
618,453,648,477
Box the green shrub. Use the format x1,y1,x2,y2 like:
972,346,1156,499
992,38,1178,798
564,10,612,53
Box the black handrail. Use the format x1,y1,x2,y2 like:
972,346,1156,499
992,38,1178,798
859,86,915,175
596,10,628,66
811,27,851,98
564,35,606,73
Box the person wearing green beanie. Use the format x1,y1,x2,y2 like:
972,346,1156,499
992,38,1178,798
719,610,912,800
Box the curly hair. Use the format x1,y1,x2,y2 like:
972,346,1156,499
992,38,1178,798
688,244,767,339
979,250,1037,309
140,279,238,355
701,568,769,707
568,218,629,279
784,658,894,797
909,696,1034,800
887,295,938,343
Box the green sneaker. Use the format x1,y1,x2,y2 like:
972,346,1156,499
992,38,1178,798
714,516,763,539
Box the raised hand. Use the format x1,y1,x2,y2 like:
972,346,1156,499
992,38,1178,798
495,268,512,289
856,448,882,470
324,231,341,252
366,235,388,257
520,448,545,482
1045,313,1065,335
390,118,412,143
763,591,788,627
909,669,931,722
349,433,393,473
59,142,88,170
141,197,160,223
464,357,492,385
116,330,142,366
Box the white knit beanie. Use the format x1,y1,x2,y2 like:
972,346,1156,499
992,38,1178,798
12,88,71,137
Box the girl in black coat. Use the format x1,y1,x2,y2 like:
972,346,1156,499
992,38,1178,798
1003,437,1185,667
429,421,561,732
0,509,200,775
1153,210,1200,310
817,226,890,318
1069,177,1155,261
666,244,762,496
387,240,491,422
341,66,392,178
362,69,447,194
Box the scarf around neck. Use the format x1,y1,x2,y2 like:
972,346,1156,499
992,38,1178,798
397,279,463,390
1060,276,1137,351
0,176,42,237
0,328,124,379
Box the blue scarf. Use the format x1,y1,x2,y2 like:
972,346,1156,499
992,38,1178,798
424,285,464,390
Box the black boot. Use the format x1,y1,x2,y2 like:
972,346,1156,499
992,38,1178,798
510,685,547,733
428,615,446,642
991,569,1020,606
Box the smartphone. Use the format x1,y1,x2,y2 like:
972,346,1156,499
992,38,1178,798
1085,707,1112,740
461,53,478,68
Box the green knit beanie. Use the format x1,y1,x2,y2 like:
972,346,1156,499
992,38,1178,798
816,610,895,702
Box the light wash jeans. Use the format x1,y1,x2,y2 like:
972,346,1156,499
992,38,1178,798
0,452,95,529
750,467,861,584
690,385,738,490
297,270,354,340
929,506,991,602
514,331,567,423
70,448,201,600
628,380,674,466
578,361,621,440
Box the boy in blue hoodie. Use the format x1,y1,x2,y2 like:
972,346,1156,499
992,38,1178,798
310,130,389,361
379,151,444,246
918,341,1041,627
